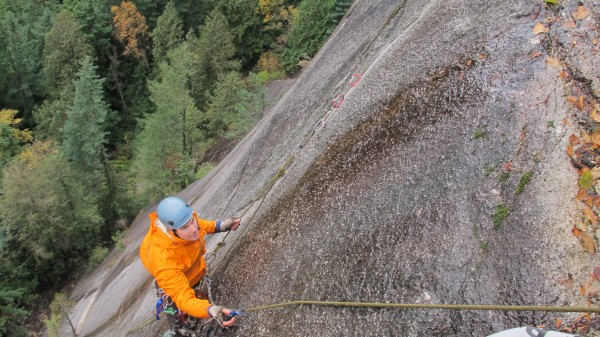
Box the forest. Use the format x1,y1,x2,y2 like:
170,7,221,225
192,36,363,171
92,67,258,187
0,0,352,335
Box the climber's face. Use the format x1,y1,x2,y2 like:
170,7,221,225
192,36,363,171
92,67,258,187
175,216,199,241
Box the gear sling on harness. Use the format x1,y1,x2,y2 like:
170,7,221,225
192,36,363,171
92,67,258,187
154,276,215,319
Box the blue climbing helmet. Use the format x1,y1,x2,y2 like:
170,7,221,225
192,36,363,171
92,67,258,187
157,196,193,230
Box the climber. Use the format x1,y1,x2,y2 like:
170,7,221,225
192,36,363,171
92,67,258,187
140,196,241,336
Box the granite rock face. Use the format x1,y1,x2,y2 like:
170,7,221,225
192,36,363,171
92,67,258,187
66,1,599,336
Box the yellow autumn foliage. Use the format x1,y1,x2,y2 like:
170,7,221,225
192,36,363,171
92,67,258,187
258,51,284,72
18,140,58,170
111,1,150,60
258,0,296,28
0,109,32,143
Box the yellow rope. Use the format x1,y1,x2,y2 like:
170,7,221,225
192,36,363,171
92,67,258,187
125,300,598,335
245,300,600,314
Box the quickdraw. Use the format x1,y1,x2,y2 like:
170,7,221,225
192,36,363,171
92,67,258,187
155,287,177,320
331,94,345,109
155,297,163,320
331,74,362,109
227,309,245,317
349,73,362,87
203,276,215,304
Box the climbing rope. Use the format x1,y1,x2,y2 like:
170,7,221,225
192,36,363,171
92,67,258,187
125,314,162,335
242,300,600,314
201,69,599,325
126,298,599,335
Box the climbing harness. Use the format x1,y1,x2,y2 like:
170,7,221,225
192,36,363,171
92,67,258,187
154,284,178,320
154,286,197,336
123,277,218,336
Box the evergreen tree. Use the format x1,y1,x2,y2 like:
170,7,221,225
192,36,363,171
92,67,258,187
177,0,213,33
281,0,336,72
60,56,134,241
42,10,93,96
133,0,170,31
0,0,54,124
0,141,103,289
61,56,109,172
213,0,269,70
188,9,239,111
32,88,74,141
61,0,113,63
136,0,212,34
328,0,352,33
133,41,204,201
0,284,28,337
152,1,184,64
205,72,253,139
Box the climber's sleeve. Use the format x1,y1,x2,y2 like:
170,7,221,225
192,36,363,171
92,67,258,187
155,266,212,319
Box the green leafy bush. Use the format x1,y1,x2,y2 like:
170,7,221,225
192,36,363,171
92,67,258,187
195,162,215,180
88,246,109,269
112,230,127,251
256,70,286,84
44,292,73,337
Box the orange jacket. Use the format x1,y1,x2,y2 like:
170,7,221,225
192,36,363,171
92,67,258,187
140,211,217,319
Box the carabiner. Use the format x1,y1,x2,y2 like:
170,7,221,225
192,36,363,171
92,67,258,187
227,308,246,317
349,73,362,87
332,94,345,109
